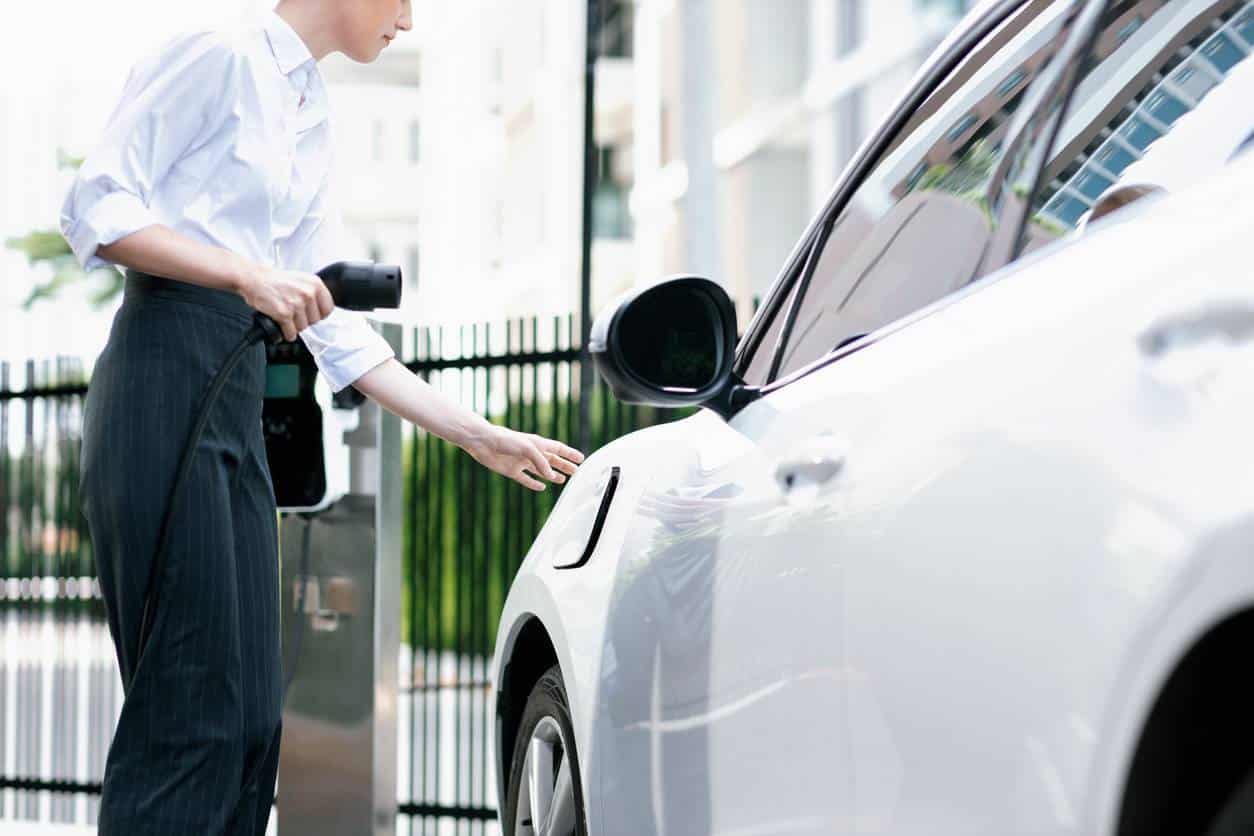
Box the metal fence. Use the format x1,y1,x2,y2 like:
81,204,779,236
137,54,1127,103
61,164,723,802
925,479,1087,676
0,315,684,832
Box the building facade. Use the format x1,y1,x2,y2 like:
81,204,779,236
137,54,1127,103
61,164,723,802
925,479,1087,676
320,41,425,325
416,0,976,328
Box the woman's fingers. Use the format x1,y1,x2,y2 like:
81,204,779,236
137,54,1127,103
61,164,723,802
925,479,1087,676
315,283,335,319
547,451,578,477
553,441,585,465
537,438,584,469
305,296,324,330
474,428,583,488
292,297,310,330
515,469,546,491
279,312,298,342
524,443,558,481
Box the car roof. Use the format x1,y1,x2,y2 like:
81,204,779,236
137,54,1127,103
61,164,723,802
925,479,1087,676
918,0,1029,77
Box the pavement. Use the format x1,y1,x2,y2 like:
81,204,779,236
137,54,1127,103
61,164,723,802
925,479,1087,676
0,815,278,835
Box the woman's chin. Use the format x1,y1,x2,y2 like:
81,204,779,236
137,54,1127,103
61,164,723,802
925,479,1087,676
345,44,384,64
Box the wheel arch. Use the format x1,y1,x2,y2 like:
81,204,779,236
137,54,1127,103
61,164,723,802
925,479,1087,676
495,615,561,817
1115,606,1254,835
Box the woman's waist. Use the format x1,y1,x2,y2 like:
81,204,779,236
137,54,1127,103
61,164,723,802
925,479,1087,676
101,271,268,406
123,269,256,324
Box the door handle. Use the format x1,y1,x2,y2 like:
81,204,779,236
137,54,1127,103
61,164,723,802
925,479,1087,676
775,436,846,493
1139,301,1254,357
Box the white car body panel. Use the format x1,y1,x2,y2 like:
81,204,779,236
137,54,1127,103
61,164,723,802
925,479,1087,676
493,81,1254,836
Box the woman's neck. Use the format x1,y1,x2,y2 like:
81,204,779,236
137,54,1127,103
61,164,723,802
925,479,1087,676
273,0,339,62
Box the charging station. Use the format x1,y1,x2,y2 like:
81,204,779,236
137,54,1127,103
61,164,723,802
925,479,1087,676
269,321,403,836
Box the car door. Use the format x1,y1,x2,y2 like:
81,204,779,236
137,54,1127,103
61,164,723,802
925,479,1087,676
749,0,1254,832
594,403,853,835
592,1,1099,833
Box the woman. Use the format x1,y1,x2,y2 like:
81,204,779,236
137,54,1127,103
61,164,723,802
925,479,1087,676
59,1,583,832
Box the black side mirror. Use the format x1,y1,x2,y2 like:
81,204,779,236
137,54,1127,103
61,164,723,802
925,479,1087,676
589,276,737,410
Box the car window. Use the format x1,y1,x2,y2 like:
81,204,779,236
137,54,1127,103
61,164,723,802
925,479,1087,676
743,0,1085,386
1022,0,1254,244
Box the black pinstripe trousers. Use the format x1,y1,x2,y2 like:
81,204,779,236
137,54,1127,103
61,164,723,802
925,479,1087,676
80,271,282,835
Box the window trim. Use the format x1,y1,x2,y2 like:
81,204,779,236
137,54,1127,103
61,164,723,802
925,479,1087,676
733,0,1110,395
733,0,1034,386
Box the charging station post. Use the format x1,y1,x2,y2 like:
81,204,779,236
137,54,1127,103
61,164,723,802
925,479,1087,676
274,321,403,836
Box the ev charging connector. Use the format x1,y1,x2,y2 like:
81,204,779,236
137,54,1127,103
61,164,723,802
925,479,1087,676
263,260,403,512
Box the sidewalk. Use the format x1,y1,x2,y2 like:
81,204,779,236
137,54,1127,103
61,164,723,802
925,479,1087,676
0,823,276,835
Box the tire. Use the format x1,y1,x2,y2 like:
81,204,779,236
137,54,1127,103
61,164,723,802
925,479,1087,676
1207,770,1254,836
504,665,588,836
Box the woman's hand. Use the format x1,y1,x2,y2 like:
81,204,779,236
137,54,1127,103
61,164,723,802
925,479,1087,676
465,425,584,492
350,360,585,491
239,265,335,341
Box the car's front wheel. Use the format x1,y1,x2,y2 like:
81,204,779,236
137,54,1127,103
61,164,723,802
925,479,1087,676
504,665,588,836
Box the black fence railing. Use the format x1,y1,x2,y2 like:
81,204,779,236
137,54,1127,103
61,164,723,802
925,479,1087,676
0,315,689,832
397,314,686,831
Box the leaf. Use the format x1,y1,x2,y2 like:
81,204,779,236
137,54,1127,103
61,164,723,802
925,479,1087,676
6,152,124,310
56,149,84,171
5,229,73,262
21,269,79,309
87,269,126,308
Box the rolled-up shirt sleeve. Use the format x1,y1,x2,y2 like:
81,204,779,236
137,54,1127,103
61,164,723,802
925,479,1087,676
59,31,241,272
287,167,396,393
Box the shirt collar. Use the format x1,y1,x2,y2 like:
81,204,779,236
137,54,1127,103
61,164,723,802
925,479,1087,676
262,9,315,76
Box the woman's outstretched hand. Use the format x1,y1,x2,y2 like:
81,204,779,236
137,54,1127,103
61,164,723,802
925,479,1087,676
466,425,584,491
350,359,585,491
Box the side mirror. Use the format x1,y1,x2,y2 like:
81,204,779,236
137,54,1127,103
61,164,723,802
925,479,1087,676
589,275,737,410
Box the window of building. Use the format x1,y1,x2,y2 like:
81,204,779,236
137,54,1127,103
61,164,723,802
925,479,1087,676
406,245,419,294
839,88,865,165
1032,1,1254,236
408,121,420,164
905,161,929,192
742,0,1079,385
915,0,970,19
600,0,635,59
591,146,632,239
372,120,385,163
1115,15,1145,45
836,0,863,57
946,112,978,143
997,68,1028,98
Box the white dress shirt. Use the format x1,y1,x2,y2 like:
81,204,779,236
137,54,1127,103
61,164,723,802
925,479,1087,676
59,10,394,393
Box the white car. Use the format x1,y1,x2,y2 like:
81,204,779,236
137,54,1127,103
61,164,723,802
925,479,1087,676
491,1,1254,834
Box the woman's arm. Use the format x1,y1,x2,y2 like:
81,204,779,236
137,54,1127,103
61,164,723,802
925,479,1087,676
97,226,334,342
98,224,257,294
353,358,584,491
